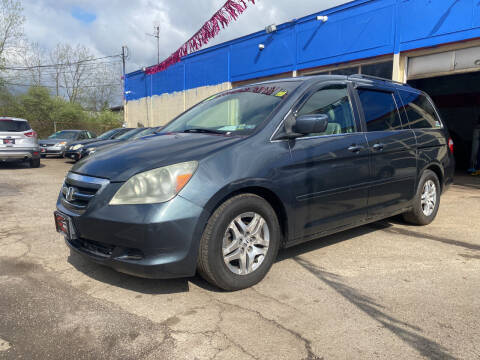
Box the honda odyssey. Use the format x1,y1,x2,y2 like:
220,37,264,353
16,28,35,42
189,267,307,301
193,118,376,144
55,75,455,290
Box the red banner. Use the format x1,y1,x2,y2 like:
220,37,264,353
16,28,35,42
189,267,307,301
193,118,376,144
146,0,256,75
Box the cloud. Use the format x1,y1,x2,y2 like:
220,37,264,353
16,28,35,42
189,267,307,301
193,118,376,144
21,0,350,72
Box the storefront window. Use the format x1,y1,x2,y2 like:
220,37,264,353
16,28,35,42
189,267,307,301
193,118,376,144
361,61,393,79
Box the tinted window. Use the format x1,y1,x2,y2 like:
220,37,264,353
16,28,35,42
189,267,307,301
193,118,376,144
0,119,30,132
297,84,356,136
357,90,402,132
398,91,441,129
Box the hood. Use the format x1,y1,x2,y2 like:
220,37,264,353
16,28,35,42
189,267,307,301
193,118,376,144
67,138,100,147
71,133,243,182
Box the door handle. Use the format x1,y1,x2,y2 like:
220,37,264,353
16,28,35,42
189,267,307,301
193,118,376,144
348,144,364,153
372,143,384,151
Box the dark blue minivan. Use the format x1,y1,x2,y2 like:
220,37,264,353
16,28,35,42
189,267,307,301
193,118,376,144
55,75,455,290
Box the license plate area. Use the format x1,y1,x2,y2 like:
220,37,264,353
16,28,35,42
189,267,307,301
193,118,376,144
54,211,76,240
3,139,15,145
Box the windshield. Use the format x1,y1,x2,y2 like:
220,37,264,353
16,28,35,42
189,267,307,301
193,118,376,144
116,128,146,140
161,82,298,136
131,128,154,139
48,130,78,139
97,129,120,140
0,119,30,132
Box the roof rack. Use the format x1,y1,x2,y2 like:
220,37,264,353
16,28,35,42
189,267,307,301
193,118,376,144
348,74,410,87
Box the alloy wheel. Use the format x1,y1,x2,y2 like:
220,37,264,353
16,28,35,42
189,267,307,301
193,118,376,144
222,212,270,275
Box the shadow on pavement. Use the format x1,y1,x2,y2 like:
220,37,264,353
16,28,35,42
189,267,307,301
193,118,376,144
453,173,480,190
294,257,456,360
67,250,191,295
277,222,392,262
0,162,46,169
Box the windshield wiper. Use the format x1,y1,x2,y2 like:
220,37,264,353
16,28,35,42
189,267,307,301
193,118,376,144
183,128,226,135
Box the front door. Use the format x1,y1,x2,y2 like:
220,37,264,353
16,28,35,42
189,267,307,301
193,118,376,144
287,82,371,242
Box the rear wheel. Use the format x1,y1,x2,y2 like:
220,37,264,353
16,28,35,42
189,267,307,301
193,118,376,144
30,157,40,168
403,170,440,225
197,194,281,291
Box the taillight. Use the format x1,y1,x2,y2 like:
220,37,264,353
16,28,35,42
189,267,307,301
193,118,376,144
448,137,454,154
24,131,37,138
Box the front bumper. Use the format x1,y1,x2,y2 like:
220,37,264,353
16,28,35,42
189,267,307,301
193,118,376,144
57,190,209,279
0,148,40,161
64,150,82,161
40,145,65,155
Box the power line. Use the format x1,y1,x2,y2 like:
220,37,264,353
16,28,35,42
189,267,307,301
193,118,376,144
2,54,122,71
1,81,121,89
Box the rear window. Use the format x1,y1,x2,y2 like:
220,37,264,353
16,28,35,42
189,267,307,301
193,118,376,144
357,90,403,132
398,91,442,129
0,119,30,132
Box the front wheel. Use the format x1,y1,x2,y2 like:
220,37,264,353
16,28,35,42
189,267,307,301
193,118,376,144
197,194,281,291
403,170,441,225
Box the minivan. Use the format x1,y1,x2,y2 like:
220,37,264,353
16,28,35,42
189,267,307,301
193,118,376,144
55,75,455,290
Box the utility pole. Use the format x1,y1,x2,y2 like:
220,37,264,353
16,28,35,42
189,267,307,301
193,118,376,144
121,45,128,127
146,26,160,64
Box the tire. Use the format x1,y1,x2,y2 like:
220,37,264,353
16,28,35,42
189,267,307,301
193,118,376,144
30,158,40,168
403,170,441,225
197,194,281,291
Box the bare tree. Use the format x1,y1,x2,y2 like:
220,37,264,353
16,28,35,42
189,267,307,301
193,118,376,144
48,43,66,97
0,0,25,67
59,44,95,103
81,62,122,111
20,42,46,85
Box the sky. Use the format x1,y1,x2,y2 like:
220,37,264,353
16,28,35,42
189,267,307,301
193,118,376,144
21,0,350,73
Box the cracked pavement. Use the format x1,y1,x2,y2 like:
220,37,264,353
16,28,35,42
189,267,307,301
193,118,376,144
0,158,479,359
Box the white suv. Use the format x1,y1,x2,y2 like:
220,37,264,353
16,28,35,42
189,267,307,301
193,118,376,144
0,117,41,168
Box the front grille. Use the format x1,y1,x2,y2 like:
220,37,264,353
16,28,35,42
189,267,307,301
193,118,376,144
61,172,109,213
70,238,114,258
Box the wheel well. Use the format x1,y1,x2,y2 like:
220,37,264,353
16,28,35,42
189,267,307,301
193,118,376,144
213,187,288,244
426,164,444,190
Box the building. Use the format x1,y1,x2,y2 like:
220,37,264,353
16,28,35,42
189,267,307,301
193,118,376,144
125,0,480,168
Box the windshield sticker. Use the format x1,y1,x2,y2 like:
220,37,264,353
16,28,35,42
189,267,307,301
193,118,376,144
205,94,218,101
274,90,287,97
218,124,256,131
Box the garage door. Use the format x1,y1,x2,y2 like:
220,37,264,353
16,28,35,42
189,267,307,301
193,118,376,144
408,46,480,79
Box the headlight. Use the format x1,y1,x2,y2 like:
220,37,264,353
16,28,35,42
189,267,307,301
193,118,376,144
109,161,198,205
72,144,83,150
58,141,67,146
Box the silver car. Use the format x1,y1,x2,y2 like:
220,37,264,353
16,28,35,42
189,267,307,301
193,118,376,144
0,117,41,168
39,130,94,158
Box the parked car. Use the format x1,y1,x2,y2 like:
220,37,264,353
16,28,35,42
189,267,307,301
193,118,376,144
74,127,152,159
64,128,132,161
0,117,41,168
55,75,455,290
39,130,95,158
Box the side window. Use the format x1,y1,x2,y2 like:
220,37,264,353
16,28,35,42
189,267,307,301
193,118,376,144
398,91,441,129
357,89,403,132
297,84,356,136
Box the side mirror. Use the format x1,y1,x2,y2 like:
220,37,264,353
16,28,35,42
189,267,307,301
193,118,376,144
293,114,329,135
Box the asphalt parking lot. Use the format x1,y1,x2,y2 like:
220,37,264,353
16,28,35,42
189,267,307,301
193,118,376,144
0,158,479,360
